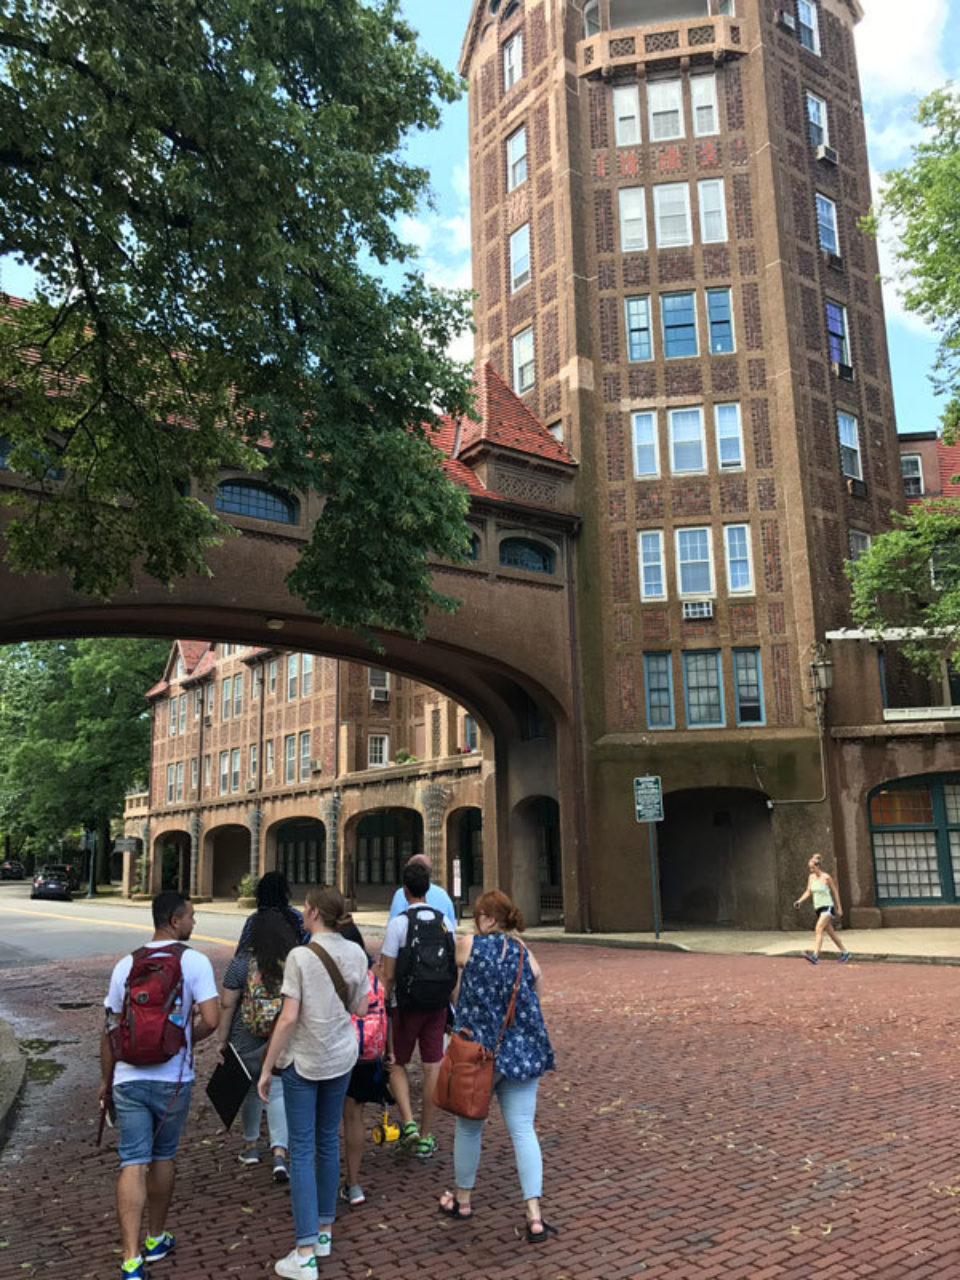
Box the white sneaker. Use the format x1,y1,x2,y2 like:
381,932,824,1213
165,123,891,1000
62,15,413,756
315,1231,332,1258
274,1249,317,1278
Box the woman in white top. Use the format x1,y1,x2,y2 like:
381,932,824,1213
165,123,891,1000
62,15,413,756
259,886,368,1278
794,854,852,965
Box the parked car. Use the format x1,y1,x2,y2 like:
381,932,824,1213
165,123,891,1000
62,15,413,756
31,866,73,901
0,859,24,880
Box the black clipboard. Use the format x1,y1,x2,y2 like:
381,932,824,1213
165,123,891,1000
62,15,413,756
205,1043,253,1130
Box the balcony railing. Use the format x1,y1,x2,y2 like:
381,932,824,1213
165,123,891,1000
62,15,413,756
578,15,744,76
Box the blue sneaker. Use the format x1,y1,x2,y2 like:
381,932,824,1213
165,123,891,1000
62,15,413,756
839,951,853,964
804,952,819,965
144,1232,175,1264
121,1259,146,1279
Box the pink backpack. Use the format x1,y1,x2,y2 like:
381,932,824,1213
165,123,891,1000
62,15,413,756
353,970,387,1061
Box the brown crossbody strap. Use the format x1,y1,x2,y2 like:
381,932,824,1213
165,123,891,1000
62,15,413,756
494,940,526,1054
307,941,351,1014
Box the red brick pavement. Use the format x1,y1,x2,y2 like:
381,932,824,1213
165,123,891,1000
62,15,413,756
1,944,960,1279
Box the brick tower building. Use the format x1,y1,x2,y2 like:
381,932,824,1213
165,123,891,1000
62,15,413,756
460,0,901,929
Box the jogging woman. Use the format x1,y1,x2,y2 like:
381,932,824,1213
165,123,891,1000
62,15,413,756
794,854,852,964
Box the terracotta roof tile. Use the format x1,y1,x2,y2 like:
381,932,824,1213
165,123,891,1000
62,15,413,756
458,363,577,467
938,440,960,497
145,679,169,700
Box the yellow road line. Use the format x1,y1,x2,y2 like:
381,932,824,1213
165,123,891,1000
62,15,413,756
0,904,234,946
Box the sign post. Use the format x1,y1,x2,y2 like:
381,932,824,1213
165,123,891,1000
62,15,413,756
634,776,664,939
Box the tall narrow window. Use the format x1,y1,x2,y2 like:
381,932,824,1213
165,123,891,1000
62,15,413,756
653,183,692,248
647,79,683,141
299,731,311,781
643,653,675,729
368,734,389,768
825,301,850,366
233,671,242,716
806,91,828,148
691,74,719,136
662,292,698,359
284,734,296,783
724,524,754,593
287,654,299,700
676,527,713,595
219,751,229,795
265,739,275,775
301,654,314,697
203,754,211,789
506,126,527,191
848,529,872,561
584,0,600,36
249,743,257,778
714,403,743,469
194,689,202,719
169,700,176,737
175,761,184,802
613,85,641,146
638,531,666,600
191,757,199,791
837,411,862,480
221,677,232,721
632,411,659,478
901,455,923,498
268,659,277,694
230,747,240,792
625,295,653,362
669,407,706,473
733,649,764,725
512,327,535,393
178,694,187,735
510,223,531,292
698,179,727,243
503,32,523,91
816,193,839,254
796,0,821,54
166,764,174,803
205,683,214,716
706,288,734,353
618,187,647,252
683,651,725,727
464,715,479,751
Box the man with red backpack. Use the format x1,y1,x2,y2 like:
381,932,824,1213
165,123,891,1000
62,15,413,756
100,891,219,1280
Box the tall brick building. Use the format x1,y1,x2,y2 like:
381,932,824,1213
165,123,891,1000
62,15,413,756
459,0,902,928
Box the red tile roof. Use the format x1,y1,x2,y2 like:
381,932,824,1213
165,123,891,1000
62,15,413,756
938,440,960,498
459,363,577,466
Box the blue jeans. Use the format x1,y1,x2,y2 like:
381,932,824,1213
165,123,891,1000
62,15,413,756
240,1044,288,1150
281,1064,351,1246
453,1076,542,1201
114,1080,193,1168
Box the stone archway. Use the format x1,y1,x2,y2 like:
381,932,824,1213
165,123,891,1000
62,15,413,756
205,823,250,898
446,806,483,908
510,795,561,927
149,829,190,894
269,817,327,893
345,808,424,909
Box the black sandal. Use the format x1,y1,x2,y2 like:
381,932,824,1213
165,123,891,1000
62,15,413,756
439,1192,473,1220
525,1219,557,1244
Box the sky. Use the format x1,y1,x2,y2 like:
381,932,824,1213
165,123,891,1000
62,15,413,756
3,0,958,434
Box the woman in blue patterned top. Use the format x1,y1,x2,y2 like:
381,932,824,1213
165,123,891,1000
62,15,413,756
437,890,555,1244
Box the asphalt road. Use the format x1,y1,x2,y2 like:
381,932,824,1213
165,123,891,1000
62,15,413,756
0,881,244,967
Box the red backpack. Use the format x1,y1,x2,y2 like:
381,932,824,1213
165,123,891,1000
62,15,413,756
353,970,387,1061
109,943,188,1067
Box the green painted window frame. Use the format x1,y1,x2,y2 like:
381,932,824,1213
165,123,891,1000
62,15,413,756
868,774,960,904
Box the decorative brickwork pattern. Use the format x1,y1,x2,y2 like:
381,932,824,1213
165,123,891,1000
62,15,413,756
605,410,625,481
610,35,637,56
589,85,608,150
781,70,801,134
702,246,731,278
866,384,882,415
748,359,766,391
508,291,533,330
725,64,745,131
609,491,627,523
712,360,739,394
801,285,820,350
614,610,632,642
541,308,559,379
485,213,498,243
598,260,617,291
617,654,639,728
771,644,794,724
689,24,715,45
720,476,749,513
623,256,650,287
505,185,531,228
486,248,502,307
768,601,786,635
593,152,609,179
641,608,669,644
732,174,754,240
738,246,757,276
537,169,553,202
673,481,712,516
594,188,614,253
757,478,776,510
796,248,815,279
730,137,749,166
611,529,630,603
618,150,644,178
533,104,549,168
761,520,783,592
542,382,561,416
603,373,621,403
487,310,502,342
792,179,812,241
751,399,773,468
655,144,688,174
645,29,679,51
538,205,556,269
660,250,696,283
682,618,719,641
629,368,657,398
599,296,620,363
807,357,825,393
481,59,496,116
529,5,547,65
742,282,763,350
858,311,876,376
540,270,556,305
635,485,664,519
484,150,499,214
729,603,759,638
665,365,703,396
696,139,722,170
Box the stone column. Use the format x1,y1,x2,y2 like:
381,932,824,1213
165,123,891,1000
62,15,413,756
247,804,263,881
322,790,342,887
139,819,151,896
188,813,201,898
420,783,450,879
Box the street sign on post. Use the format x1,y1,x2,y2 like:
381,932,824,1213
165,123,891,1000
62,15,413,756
633,776,663,939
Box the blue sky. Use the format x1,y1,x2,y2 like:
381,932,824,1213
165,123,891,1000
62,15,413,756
3,0,957,434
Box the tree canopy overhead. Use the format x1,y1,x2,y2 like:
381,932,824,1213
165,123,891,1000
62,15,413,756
0,0,473,636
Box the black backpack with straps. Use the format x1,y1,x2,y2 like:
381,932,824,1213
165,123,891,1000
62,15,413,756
394,906,457,1010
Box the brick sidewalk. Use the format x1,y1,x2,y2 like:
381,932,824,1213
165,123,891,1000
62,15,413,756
2,945,960,1278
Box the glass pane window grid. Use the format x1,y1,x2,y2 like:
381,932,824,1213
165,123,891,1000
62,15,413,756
670,408,705,474
216,482,297,524
724,524,753,593
870,787,934,825
733,648,764,724
944,784,960,824
626,295,653,361
499,537,555,573
221,677,231,721
662,292,698,359
796,0,821,53
233,673,242,716
230,748,240,792
284,735,296,782
299,731,311,780
848,529,871,561
806,92,827,148
715,403,742,468
707,289,734,354
503,33,522,90
691,74,718,136
816,193,838,254
166,765,174,802
683,651,724,726
613,85,641,146
368,734,388,767
825,301,849,365
648,79,683,141
901,455,923,497
510,223,531,292
301,654,314,697
639,531,665,599
874,831,941,900
287,653,299,699
677,527,712,595
178,695,187,733
654,183,692,248
506,127,527,191
249,745,257,778
512,327,535,393
619,187,647,252
643,653,675,729
698,179,727,243
837,411,862,480
219,752,229,794
632,411,659,478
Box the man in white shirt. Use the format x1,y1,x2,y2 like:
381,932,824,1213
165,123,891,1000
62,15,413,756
100,892,219,1280
386,854,456,930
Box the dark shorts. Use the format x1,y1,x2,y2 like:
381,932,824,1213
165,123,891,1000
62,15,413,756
391,1005,447,1067
816,905,836,918
346,1058,393,1106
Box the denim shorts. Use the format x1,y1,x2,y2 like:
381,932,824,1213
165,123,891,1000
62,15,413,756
113,1079,193,1168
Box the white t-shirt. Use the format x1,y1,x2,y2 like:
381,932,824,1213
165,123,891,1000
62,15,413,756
387,883,457,928
381,903,456,961
105,942,218,1086
277,934,368,1081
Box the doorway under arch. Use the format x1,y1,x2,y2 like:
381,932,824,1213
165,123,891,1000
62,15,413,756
511,795,562,927
351,808,424,908
208,824,250,898
447,806,483,907
659,787,775,928
151,830,189,893
273,818,327,892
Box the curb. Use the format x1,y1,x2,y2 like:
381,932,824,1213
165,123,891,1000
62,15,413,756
0,1018,26,1154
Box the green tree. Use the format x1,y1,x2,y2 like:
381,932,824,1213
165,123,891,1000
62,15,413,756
0,638,167,879
869,86,960,437
0,0,473,636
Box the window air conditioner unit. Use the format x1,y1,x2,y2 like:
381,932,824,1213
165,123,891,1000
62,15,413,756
832,361,855,382
816,143,838,165
311,758,323,773
371,687,390,701
203,715,212,727
682,599,714,620
244,780,256,792
776,9,796,30
824,251,844,271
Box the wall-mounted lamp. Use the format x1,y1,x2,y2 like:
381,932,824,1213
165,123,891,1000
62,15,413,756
265,617,285,631
810,657,834,693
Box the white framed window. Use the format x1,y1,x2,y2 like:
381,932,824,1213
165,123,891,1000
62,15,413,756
653,183,692,248
510,223,531,292
368,734,389,768
251,666,262,700
284,734,296,783
662,292,698,359
848,529,872,561
837,411,862,480
203,754,211,789
613,85,641,146
221,676,231,721
299,730,311,781
301,653,314,697
618,187,647,252
176,656,185,680
806,91,828,148
691,74,719,136
512,326,535,394
683,651,725,727
233,671,242,716
724,524,754,593
205,682,214,715
175,760,184,802
190,757,198,791
643,653,675,730
503,31,523,91
268,659,277,694
797,0,821,54
287,653,299,700
506,126,528,191
230,747,240,792
826,300,850,366
369,667,389,691
178,695,187,734
632,411,659,478
265,739,275,775
638,530,666,600
169,700,176,737
219,750,229,795
648,79,683,141
706,287,735,353
625,295,653,362
698,178,727,243
676,526,714,596
901,454,923,498
669,406,706,473
816,192,838,254
249,744,257,778
166,764,174,803
714,403,743,470
193,689,202,719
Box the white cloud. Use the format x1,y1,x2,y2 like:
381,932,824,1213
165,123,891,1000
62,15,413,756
869,167,934,338
863,107,924,169
854,0,948,104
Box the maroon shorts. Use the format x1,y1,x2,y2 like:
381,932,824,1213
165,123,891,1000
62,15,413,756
391,1005,447,1067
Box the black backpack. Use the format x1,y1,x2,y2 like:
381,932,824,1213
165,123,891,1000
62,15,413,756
394,906,457,1010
